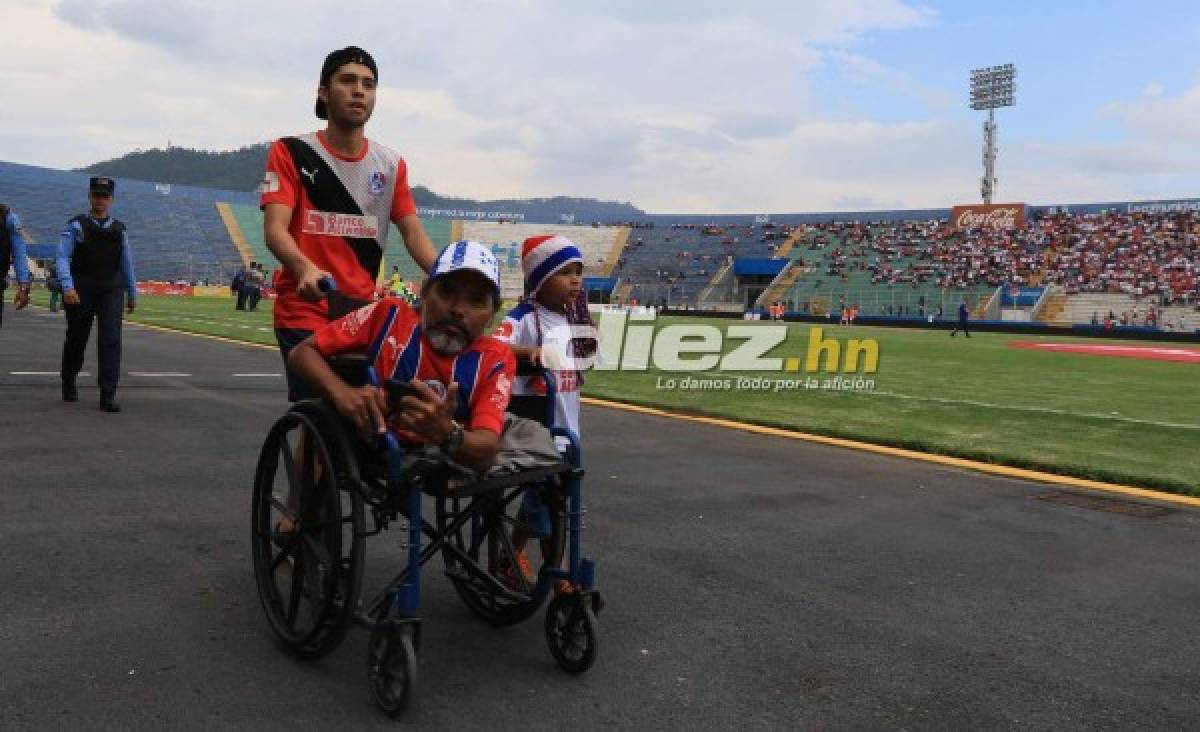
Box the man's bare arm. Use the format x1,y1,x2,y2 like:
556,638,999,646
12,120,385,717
395,214,437,274
264,203,329,302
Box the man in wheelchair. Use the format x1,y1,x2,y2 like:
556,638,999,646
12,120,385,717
286,240,514,471
252,242,599,715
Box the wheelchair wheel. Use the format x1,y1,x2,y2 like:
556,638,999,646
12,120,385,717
544,592,598,674
251,403,365,659
367,621,417,717
436,479,566,626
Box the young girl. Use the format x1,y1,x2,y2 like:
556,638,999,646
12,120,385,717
493,234,597,591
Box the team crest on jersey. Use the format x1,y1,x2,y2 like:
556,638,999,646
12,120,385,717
369,171,387,195
492,373,511,408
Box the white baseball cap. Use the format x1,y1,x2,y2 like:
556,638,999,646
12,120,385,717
430,240,501,300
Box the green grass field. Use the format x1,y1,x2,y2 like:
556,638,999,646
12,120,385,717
28,290,1199,494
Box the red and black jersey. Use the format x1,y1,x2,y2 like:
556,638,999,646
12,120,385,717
313,297,515,441
260,131,418,331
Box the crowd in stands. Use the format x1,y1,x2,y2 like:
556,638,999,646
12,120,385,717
1035,211,1198,305
793,210,1199,305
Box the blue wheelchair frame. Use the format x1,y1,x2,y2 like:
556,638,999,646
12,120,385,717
363,364,596,629
254,277,601,715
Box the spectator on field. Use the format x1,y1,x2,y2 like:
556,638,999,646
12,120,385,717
46,261,63,313
950,298,971,338
246,263,266,311
235,261,255,310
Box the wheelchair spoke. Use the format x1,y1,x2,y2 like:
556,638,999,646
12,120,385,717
286,549,305,627
270,544,295,573
269,495,298,523
300,432,316,495
278,433,299,493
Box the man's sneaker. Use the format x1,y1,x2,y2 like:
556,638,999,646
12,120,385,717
496,548,536,590
100,395,121,413
62,383,78,402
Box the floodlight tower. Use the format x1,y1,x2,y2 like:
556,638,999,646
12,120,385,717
969,64,1015,204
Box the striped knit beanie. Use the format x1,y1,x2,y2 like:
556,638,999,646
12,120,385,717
521,234,583,295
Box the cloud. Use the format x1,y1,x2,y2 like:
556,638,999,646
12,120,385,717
11,1,1194,214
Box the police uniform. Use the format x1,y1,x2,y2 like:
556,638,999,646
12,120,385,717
57,176,137,411
0,202,33,327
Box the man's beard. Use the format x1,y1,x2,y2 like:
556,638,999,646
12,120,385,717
427,322,469,355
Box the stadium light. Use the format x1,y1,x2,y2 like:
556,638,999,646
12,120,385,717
969,64,1016,205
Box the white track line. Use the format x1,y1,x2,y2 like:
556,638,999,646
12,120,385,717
10,371,81,376
128,372,192,377
233,373,281,377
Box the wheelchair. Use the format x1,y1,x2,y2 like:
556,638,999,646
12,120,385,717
250,354,602,717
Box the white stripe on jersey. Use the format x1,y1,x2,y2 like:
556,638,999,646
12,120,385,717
298,132,402,249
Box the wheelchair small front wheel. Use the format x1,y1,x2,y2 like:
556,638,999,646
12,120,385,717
544,593,598,674
367,622,418,717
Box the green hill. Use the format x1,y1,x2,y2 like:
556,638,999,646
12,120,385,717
77,144,645,221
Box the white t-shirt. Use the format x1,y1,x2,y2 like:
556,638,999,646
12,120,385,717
494,301,582,438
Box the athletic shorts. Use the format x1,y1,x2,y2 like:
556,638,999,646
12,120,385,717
275,327,319,402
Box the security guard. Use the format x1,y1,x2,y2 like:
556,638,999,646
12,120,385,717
56,176,137,412
0,201,33,326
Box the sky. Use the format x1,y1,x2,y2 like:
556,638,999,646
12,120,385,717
0,0,1197,214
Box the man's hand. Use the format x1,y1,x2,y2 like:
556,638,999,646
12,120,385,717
63,289,80,306
397,380,459,445
13,285,30,310
126,299,136,314
295,262,333,303
331,383,389,438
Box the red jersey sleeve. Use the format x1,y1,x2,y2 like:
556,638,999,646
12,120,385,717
259,139,300,211
312,300,391,357
390,158,418,222
465,343,516,436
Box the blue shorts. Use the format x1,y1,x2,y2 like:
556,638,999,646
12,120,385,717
275,327,320,402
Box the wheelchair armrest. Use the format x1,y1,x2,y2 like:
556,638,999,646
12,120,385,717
329,353,371,387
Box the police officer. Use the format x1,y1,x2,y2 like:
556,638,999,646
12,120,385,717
0,201,33,326
57,176,137,412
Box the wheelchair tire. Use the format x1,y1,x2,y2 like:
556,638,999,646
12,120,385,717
368,622,417,717
251,403,365,659
435,481,566,627
545,592,598,674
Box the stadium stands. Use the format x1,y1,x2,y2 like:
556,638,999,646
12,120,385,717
217,203,454,286
611,221,784,306
458,221,626,300
4,159,1196,330
1,161,252,283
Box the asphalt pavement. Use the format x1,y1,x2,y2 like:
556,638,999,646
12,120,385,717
2,305,1200,730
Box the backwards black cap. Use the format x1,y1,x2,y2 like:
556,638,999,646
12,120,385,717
89,176,115,195
315,46,378,120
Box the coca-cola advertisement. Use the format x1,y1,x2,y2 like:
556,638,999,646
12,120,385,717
137,281,194,296
951,203,1026,230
